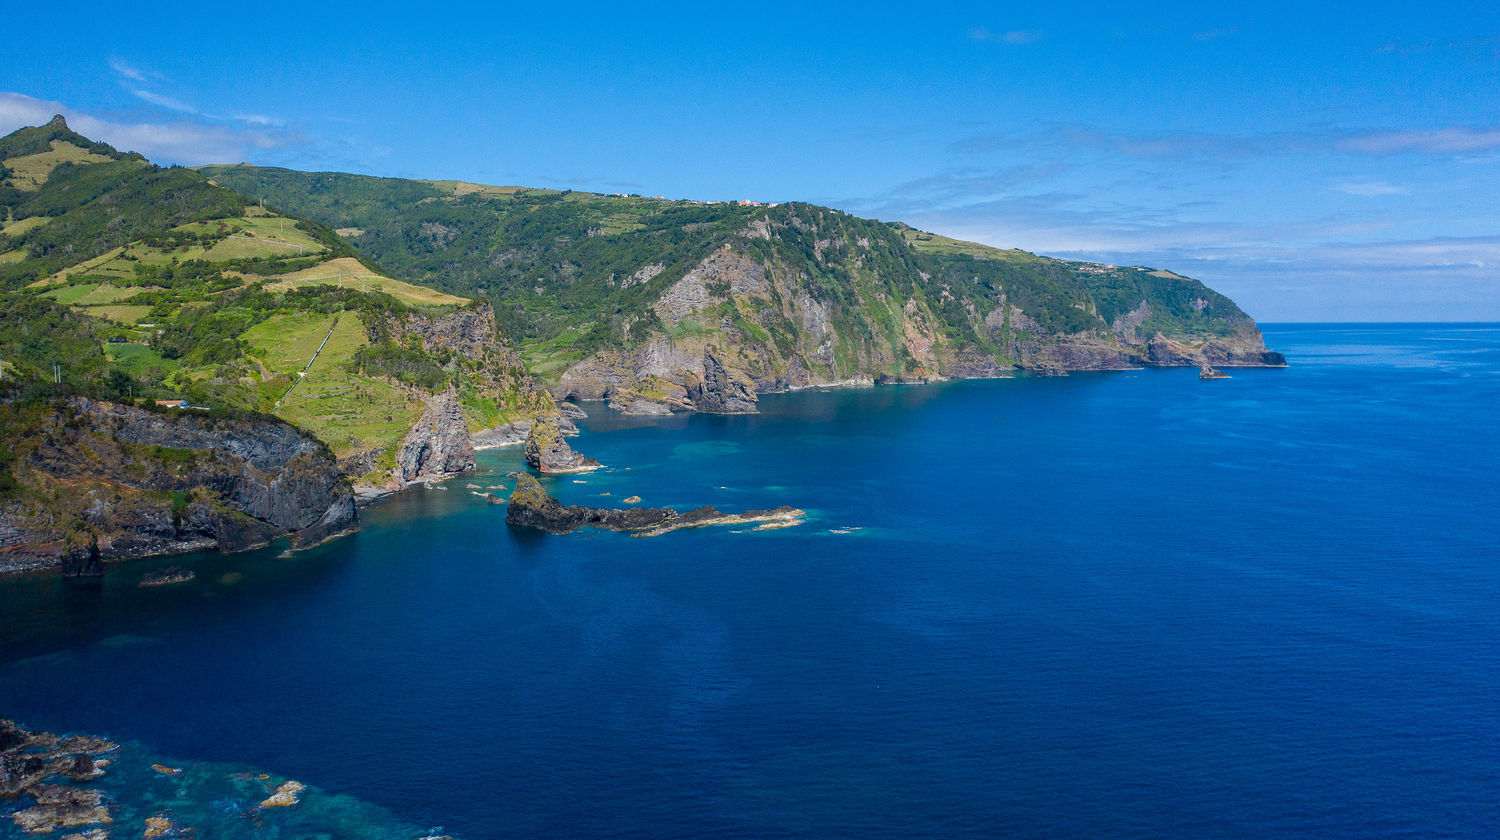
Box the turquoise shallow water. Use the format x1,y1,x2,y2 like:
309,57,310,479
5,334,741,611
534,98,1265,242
2,324,1498,838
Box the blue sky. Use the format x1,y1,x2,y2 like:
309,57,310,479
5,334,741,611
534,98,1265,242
2,1,1496,320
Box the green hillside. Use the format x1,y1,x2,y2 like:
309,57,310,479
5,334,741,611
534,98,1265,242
202,165,1281,405
0,118,552,489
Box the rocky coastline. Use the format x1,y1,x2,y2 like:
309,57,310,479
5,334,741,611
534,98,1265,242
554,322,1284,416
1,355,1260,580
546,224,1287,417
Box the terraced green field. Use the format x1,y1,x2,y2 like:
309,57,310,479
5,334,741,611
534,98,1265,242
88,304,154,325
104,342,180,377
268,257,467,306
242,312,340,374
272,317,422,460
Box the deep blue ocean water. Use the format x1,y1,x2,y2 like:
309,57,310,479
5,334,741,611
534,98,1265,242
2,324,1497,839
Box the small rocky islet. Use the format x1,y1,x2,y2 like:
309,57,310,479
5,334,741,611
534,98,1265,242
504,472,803,537
0,718,455,838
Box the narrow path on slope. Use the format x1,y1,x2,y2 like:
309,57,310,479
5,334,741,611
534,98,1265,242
274,314,340,412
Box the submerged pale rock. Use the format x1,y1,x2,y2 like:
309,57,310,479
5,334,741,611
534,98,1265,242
259,779,305,807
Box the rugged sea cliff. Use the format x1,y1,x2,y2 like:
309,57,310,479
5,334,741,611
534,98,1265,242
546,216,1287,415
0,399,354,576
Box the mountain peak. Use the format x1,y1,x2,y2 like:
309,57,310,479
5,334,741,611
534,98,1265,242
48,114,68,128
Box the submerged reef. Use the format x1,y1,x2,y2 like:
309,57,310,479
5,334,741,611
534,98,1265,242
0,717,453,839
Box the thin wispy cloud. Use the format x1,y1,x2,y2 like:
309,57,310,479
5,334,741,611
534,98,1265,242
953,124,1500,161
970,27,1043,45
233,113,282,127
107,57,151,82
854,164,1076,216
1191,27,1238,41
841,132,1498,320
1332,181,1407,197
1339,127,1500,155
951,126,1292,161
0,91,308,165
108,56,291,128
129,88,198,114
1374,33,1500,55
110,57,202,116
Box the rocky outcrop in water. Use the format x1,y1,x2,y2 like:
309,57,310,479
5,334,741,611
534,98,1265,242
1199,364,1230,380
0,398,355,575
395,389,476,484
139,566,196,587
505,472,803,536
471,408,581,451
685,347,759,413
1,718,117,834
523,419,601,474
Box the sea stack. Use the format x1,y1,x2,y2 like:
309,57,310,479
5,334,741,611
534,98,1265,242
524,417,602,474
1199,364,1231,380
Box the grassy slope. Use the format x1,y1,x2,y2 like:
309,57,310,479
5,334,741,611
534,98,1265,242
0,122,544,489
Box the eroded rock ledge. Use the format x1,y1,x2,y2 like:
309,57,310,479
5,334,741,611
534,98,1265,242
505,472,802,537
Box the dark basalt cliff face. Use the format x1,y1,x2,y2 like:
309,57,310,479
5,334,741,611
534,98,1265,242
0,399,354,575
685,347,759,414
393,389,476,484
